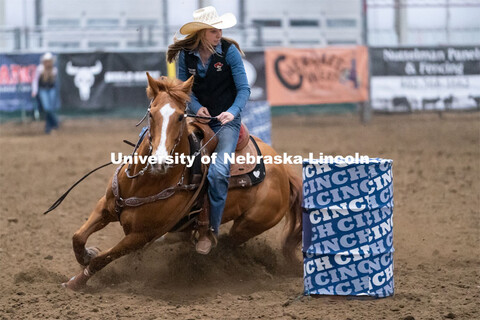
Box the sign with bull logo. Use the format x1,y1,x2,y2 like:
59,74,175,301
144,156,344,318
58,52,167,110
65,60,102,101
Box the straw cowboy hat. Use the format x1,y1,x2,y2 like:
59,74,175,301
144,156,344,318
179,6,237,35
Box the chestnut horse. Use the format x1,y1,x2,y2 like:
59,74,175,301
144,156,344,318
63,74,302,291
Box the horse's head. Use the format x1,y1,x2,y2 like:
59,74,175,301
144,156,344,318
145,72,194,174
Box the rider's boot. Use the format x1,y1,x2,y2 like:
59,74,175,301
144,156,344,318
195,194,217,254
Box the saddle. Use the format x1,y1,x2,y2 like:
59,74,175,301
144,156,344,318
187,120,266,188
169,121,266,233
188,120,250,153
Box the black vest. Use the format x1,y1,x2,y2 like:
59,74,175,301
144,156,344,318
39,74,55,89
184,40,237,117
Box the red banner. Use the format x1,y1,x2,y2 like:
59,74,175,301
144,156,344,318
265,46,369,106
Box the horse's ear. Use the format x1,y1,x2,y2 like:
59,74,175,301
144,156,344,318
146,72,158,99
182,75,194,95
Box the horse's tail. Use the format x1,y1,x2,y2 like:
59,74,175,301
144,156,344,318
282,166,303,262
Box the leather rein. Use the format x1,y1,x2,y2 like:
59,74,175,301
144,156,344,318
111,101,220,220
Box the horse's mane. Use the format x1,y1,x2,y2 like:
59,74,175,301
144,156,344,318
146,76,191,105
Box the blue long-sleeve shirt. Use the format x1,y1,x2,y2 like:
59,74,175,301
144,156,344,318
177,42,250,118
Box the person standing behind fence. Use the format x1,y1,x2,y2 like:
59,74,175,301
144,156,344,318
32,52,59,134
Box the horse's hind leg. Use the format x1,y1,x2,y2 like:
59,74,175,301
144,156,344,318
72,196,115,266
64,231,152,291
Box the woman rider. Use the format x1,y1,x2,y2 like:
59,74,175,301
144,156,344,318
166,6,250,254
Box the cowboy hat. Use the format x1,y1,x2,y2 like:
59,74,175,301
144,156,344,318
41,52,54,62
179,6,237,35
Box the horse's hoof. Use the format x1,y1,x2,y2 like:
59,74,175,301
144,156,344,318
86,247,101,258
62,276,80,291
62,283,84,291
62,271,89,291
80,247,101,266
62,280,86,292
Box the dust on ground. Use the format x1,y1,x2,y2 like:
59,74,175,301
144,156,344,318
0,112,479,320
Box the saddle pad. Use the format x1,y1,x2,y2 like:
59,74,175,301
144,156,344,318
230,138,258,176
228,137,266,189
187,129,266,188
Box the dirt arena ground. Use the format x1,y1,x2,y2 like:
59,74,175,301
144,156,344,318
0,112,479,320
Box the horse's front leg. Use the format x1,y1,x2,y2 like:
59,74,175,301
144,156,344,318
63,232,152,291
72,196,115,266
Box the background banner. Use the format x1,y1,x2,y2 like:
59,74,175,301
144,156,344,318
265,46,369,106
370,46,480,112
242,100,271,145
242,51,270,145
58,52,166,110
0,54,41,112
243,51,267,101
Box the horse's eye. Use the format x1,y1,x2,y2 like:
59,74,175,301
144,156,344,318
178,114,184,122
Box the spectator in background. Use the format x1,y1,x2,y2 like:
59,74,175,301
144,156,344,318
32,52,59,134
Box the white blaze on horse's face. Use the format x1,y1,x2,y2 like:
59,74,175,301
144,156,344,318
153,103,175,167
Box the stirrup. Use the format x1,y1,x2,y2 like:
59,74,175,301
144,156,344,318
208,229,218,248
196,220,210,226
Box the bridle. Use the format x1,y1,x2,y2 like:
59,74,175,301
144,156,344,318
43,99,221,216
124,100,221,179
110,99,223,221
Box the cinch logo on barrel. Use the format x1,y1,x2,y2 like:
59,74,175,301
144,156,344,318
302,157,395,298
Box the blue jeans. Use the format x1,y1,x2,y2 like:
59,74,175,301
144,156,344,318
38,87,59,133
208,117,241,234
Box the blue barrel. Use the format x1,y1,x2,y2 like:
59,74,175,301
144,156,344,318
302,157,394,298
